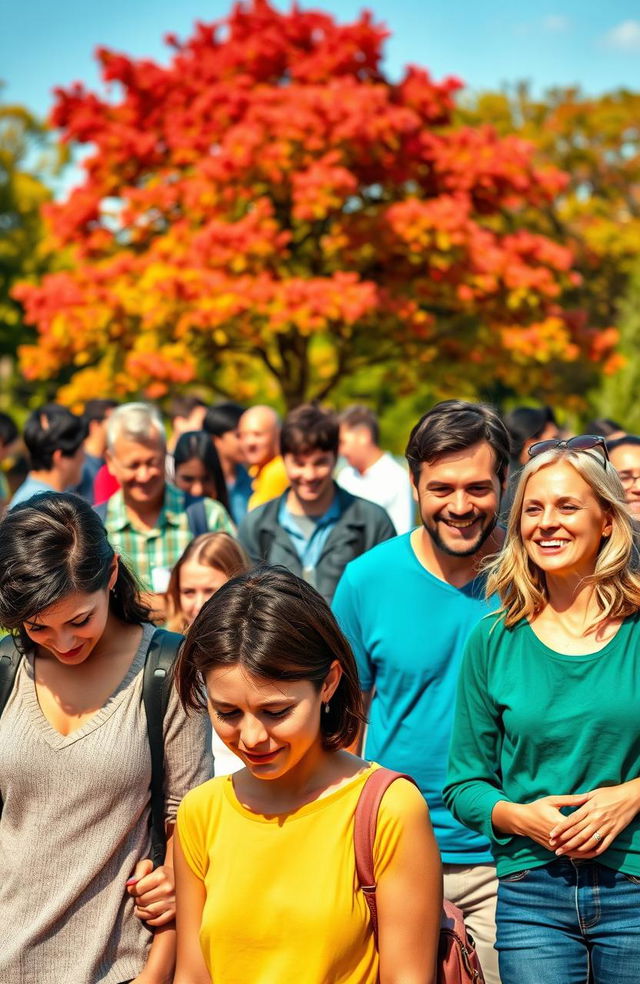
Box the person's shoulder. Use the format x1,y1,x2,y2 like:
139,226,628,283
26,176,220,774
10,477,50,508
99,488,126,527
239,495,281,531
344,531,411,577
335,463,358,488
380,452,410,479
466,609,511,649
164,482,185,507
201,496,232,522
179,775,226,816
263,455,287,479
375,772,429,823
8,482,29,508
339,487,393,522
623,611,640,631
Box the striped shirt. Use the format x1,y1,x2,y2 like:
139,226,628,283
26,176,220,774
103,483,235,591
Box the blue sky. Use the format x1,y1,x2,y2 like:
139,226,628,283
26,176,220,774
2,0,639,121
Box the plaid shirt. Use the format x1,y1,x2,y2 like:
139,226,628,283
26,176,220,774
103,483,235,591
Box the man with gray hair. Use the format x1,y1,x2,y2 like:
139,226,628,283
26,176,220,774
98,402,234,614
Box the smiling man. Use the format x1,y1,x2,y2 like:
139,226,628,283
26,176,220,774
100,403,234,614
238,404,395,602
332,400,509,984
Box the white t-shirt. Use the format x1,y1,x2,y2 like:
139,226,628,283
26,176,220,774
337,452,414,534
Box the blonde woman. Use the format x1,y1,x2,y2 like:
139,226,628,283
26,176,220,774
444,435,640,984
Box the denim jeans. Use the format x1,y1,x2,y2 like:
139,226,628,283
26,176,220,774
496,859,640,984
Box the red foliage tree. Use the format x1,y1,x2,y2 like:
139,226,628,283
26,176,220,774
15,0,612,407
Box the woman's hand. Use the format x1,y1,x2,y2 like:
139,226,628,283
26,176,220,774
549,781,640,858
492,795,588,851
127,858,176,927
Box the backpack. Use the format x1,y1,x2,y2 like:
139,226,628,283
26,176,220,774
94,494,209,538
354,767,486,984
0,627,182,869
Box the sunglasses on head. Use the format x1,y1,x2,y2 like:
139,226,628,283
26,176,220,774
527,434,609,466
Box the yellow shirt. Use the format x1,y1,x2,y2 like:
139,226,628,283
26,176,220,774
176,763,424,983
248,455,289,510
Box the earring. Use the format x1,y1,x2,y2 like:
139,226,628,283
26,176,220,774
324,702,330,715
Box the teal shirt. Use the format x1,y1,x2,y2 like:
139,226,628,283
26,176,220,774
444,611,640,877
333,533,494,864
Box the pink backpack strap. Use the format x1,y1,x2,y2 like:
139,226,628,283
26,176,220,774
354,767,418,945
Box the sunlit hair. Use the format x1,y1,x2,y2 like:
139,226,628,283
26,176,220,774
175,566,365,750
486,448,640,629
166,532,250,632
106,402,165,453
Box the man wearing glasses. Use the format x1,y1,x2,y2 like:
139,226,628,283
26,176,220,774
608,435,640,517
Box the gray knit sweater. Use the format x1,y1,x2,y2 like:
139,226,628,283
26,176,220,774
0,622,212,984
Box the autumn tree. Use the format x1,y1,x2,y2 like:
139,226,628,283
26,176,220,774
15,1,614,409
459,84,640,411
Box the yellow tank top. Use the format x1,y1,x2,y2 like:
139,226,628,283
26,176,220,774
176,762,424,983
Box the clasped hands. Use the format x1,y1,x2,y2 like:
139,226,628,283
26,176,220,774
514,782,640,859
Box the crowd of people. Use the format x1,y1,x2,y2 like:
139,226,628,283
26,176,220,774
0,392,639,984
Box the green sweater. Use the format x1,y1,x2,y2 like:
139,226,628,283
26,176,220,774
444,611,640,877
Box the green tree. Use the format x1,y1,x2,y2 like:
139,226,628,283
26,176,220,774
594,265,640,432
0,101,55,360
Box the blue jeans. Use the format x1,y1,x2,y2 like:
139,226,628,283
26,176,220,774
496,859,640,984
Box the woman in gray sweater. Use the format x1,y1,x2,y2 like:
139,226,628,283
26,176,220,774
0,492,212,984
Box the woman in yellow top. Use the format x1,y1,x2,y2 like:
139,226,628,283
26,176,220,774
173,566,442,984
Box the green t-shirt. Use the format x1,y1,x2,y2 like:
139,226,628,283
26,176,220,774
444,611,640,877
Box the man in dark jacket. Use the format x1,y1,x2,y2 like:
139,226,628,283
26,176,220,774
238,404,396,602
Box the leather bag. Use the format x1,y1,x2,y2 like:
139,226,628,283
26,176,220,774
354,767,486,984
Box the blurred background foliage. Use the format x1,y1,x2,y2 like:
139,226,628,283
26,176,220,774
2,6,639,450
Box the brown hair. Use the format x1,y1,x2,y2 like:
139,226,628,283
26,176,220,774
405,400,509,484
280,404,339,457
338,405,380,445
175,566,365,750
166,532,250,632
